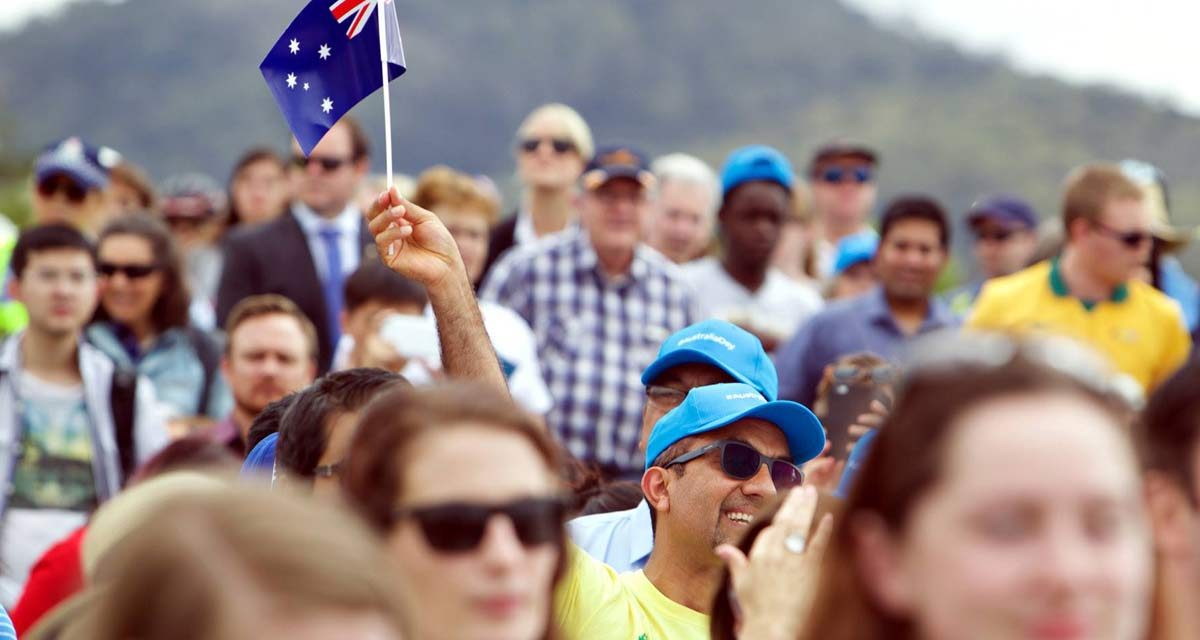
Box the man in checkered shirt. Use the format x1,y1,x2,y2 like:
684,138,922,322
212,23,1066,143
480,145,697,478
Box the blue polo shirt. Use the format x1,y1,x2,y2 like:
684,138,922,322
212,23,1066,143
567,499,654,573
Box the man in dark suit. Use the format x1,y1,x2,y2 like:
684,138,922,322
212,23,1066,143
217,118,375,374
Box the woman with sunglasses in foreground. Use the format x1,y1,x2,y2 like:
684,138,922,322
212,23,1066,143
87,214,230,427
342,382,568,640
742,333,1153,640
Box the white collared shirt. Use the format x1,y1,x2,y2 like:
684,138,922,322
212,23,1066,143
291,202,363,282
513,208,538,247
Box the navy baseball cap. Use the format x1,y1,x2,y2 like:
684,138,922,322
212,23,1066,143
720,145,794,197
966,196,1038,230
833,230,879,275
582,145,655,191
34,137,120,191
645,383,825,470
641,319,778,400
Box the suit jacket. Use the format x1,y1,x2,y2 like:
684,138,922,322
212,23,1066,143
480,212,519,286
215,210,374,374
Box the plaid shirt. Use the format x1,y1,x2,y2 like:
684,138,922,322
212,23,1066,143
480,229,696,471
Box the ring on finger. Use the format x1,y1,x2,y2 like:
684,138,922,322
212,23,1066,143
784,531,807,554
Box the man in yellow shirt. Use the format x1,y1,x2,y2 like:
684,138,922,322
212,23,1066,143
555,382,825,638
968,164,1190,392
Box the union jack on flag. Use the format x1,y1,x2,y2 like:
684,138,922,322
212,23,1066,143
330,0,377,40
259,0,406,155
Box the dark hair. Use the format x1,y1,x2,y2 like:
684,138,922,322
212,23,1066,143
1137,359,1200,503
798,339,1132,640
878,195,950,249
127,435,240,485
340,116,371,161
577,480,643,517
245,392,297,455
93,214,192,332
11,223,96,278
343,262,428,313
226,147,287,227
276,368,408,480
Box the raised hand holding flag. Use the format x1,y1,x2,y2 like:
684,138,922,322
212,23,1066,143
260,0,406,156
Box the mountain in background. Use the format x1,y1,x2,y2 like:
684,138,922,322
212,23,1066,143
2,0,1200,267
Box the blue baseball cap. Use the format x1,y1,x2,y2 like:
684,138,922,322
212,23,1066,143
582,145,655,191
34,137,120,191
966,196,1038,230
833,230,879,275
645,383,825,470
240,432,278,479
641,319,778,400
720,145,794,197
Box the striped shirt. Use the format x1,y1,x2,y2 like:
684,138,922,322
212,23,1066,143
0,605,15,640
481,229,696,472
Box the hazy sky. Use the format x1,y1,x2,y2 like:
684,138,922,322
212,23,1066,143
6,0,1200,115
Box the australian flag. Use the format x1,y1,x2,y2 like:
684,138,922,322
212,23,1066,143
261,0,406,155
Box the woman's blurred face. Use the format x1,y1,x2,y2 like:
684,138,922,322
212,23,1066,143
437,207,491,285
515,112,585,191
98,233,164,332
233,158,290,225
388,424,561,640
863,391,1153,640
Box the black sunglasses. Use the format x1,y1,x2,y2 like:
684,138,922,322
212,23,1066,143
519,137,576,155
817,166,873,185
98,262,159,279
664,440,803,489
1091,221,1151,250
974,228,1014,243
392,496,566,553
833,364,894,386
37,177,88,204
292,154,352,172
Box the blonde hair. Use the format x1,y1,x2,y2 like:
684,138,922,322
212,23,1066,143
516,103,594,161
412,165,501,225
54,488,409,640
1062,164,1144,231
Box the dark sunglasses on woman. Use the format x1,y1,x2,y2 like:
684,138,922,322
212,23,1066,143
663,439,804,489
98,262,159,279
392,496,567,553
37,176,89,204
519,137,576,155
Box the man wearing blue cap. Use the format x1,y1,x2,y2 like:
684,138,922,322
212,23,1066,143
30,138,120,237
828,230,879,300
682,146,823,352
569,318,781,571
946,196,1039,316
481,145,696,479
557,381,825,637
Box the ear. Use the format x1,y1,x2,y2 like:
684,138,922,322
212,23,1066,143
353,157,370,178
340,309,351,334
1065,217,1089,244
1144,471,1198,560
219,355,232,382
6,277,20,304
851,513,915,616
642,467,672,516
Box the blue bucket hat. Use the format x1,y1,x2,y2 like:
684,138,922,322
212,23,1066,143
641,319,778,400
645,383,825,469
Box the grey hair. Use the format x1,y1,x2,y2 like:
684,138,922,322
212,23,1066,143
651,153,721,218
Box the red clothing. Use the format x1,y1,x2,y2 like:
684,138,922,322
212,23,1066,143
11,526,86,635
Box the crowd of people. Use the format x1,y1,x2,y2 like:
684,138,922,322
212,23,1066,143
0,101,1197,639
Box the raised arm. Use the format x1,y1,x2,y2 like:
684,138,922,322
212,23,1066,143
364,188,508,395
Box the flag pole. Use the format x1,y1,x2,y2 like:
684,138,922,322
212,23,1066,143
377,0,394,191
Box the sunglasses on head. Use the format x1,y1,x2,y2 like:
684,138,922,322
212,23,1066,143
37,177,88,204
519,137,576,155
1090,221,1151,250
817,166,873,185
292,155,352,172
664,439,804,489
98,262,159,279
392,496,566,553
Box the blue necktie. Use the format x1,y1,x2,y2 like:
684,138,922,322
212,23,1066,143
318,225,344,349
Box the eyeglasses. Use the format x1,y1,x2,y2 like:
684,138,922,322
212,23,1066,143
817,166,873,185
974,228,1014,243
313,461,344,478
518,137,576,155
833,364,894,386
663,440,804,489
37,177,88,204
1090,221,1151,250
292,155,352,172
98,262,159,279
392,496,566,553
646,385,688,410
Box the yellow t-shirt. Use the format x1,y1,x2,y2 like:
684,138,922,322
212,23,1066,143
966,260,1191,392
555,544,710,640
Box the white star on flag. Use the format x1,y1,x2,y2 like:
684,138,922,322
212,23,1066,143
286,73,297,89
288,38,300,54
303,82,310,91
318,44,332,60
321,98,334,114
